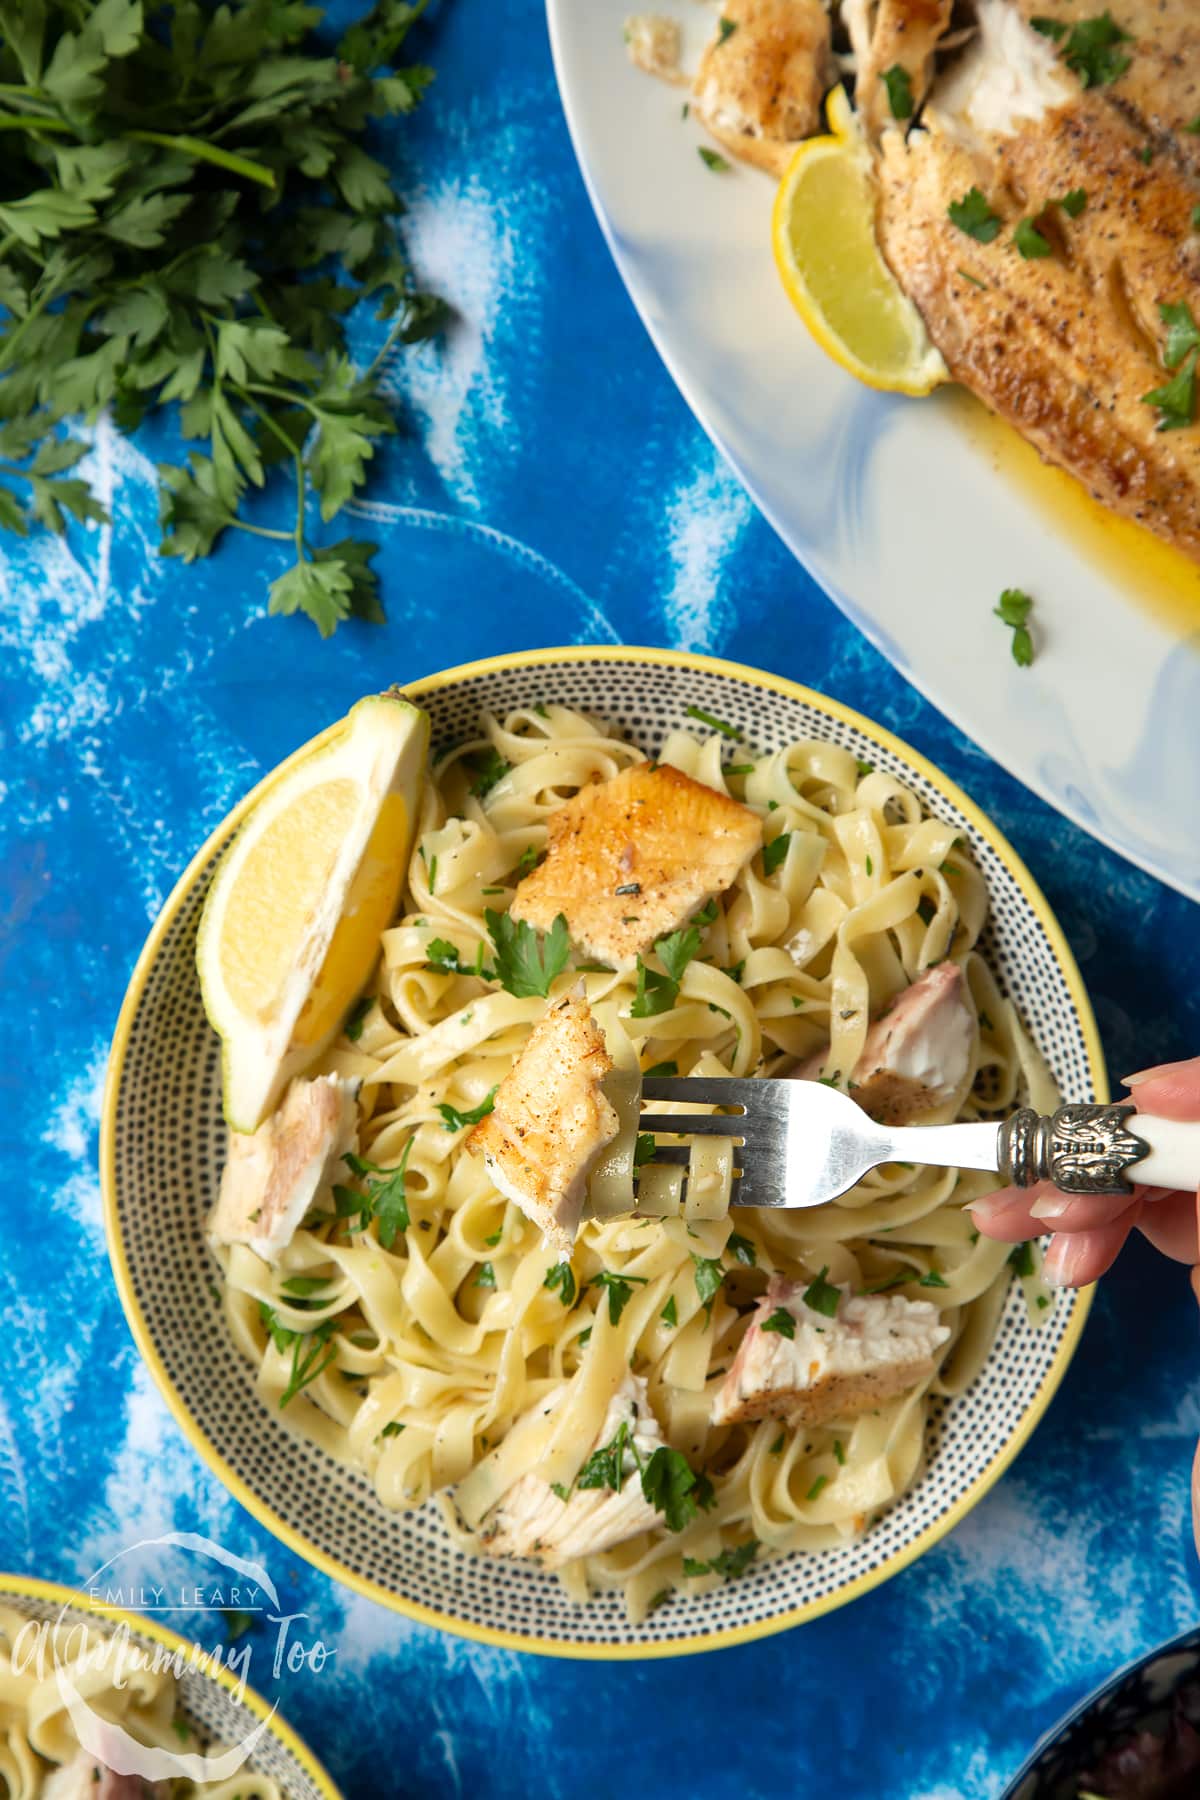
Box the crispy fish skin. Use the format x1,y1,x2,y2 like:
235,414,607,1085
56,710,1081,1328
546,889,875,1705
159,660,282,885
876,92,1200,560
510,761,762,973
692,0,836,175
849,0,955,139
468,988,619,1258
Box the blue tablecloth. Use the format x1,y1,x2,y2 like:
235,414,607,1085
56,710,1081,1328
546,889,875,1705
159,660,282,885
5,3,1200,1795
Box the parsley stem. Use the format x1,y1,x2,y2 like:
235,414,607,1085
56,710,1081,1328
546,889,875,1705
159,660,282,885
293,450,306,557
125,131,276,190
225,517,293,543
0,113,72,135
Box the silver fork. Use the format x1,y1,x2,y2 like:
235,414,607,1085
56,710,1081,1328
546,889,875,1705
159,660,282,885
636,1077,1199,1208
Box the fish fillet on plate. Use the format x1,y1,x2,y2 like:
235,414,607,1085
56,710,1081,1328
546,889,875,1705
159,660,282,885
712,1273,951,1427
510,760,762,971
792,962,976,1123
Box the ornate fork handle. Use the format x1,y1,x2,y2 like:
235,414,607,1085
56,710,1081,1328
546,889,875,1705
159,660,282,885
999,1104,1151,1194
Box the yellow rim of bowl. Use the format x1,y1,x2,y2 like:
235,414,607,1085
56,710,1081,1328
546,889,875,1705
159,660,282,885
101,644,1102,1661
0,1573,343,1796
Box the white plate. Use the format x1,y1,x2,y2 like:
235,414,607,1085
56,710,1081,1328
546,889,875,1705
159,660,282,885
546,0,1200,903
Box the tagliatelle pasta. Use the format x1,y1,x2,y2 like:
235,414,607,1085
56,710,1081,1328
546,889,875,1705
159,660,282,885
212,701,1057,1622
0,1606,281,1798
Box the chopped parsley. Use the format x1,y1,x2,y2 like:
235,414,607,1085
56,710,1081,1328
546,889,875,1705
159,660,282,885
630,916,707,1017
544,1262,577,1306
1030,15,1068,38
640,1446,717,1532
1137,143,1154,165
425,937,494,979
1058,187,1088,216
634,1131,658,1168
644,1059,679,1079
485,1228,503,1247
856,758,874,776
514,843,542,879
865,854,874,876
344,996,372,1042
281,1275,332,1301
683,1539,758,1580
685,703,740,737
661,1295,678,1328
724,763,755,776
692,1254,724,1315
486,908,571,997
336,1140,414,1248
762,832,792,876
1060,11,1132,87
469,747,510,798
919,1268,950,1289
577,1326,592,1347
806,1474,829,1501
727,1231,757,1267
698,147,731,173
474,1262,496,1289
948,187,1002,243
1160,301,1200,370
994,587,1035,667
863,1270,910,1293
1143,348,1198,431
551,1481,571,1502
381,1422,405,1438
881,64,914,121
717,15,738,43
258,1302,337,1410
760,1307,796,1340
802,1265,841,1318
577,1421,632,1492
769,1431,785,1455
1014,217,1052,259
1187,115,1200,134
1009,1241,1036,1278
615,881,641,896
833,1438,846,1466
435,1087,498,1133
591,1269,648,1325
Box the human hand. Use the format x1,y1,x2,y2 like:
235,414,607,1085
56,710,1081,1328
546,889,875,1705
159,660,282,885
968,1056,1200,1288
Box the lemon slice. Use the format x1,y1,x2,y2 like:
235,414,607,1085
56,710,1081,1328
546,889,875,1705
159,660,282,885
772,86,948,396
198,689,429,1132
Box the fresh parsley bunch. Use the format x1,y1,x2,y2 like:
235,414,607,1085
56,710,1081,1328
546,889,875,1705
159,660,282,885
0,0,446,634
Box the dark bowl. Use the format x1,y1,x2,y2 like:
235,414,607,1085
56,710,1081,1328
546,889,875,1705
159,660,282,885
1002,1625,1200,1798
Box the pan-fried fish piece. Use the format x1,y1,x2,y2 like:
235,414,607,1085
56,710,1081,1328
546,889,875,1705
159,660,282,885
878,6,1200,562
624,13,683,81
844,0,955,139
209,1074,358,1262
478,1377,664,1565
792,962,976,1123
693,0,836,175
469,988,620,1258
1011,0,1200,177
510,761,762,972
711,1273,950,1426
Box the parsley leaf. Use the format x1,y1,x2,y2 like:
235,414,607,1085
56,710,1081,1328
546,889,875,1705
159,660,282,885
544,1262,577,1306
760,1307,796,1339
643,1060,678,1079
881,65,914,120
339,1140,414,1248
802,1265,841,1317
692,1254,724,1315
1160,302,1200,370
435,1088,498,1133
344,995,372,1042
806,1474,829,1502
1014,217,1052,259
683,1539,758,1580
591,1270,648,1325
425,937,494,980
948,187,1002,243
469,747,510,798
1143,347,1198,432
661,1295,678,1327
486,909,571,998
762,832,792,876
698,147,731,173
474,1262,496,1289
1030,16,1069,39
259,1302,337,1410
727,1232,757,1267
1008,1241,1036,1278
685,704,740,737
577,1421,631,1492
919,1268,950,1289
634,1131,658,1168
640,1446,717,1532
1058,187,1088,217
1059,11,1132,86
630,918,705,1017
994,587,1036,666
717,16,738,43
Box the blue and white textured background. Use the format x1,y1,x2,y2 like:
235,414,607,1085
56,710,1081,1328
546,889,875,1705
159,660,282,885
3,3,1200,1796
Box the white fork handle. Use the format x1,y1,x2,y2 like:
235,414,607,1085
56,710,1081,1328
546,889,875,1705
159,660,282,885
1135,1114,1200,1193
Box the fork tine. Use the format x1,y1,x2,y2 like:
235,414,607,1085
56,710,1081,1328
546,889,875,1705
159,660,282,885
638,1113,746,1139
640,1077,762,1107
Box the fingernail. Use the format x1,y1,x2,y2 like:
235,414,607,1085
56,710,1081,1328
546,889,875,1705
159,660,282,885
1043,1235,1089,1289
967,1193,1011,1223
1123,1063,1172,1088
1029,1194,1073,1221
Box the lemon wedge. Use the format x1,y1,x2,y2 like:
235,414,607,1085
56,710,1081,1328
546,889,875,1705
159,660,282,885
198,689,429,1132
772,86,948,396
